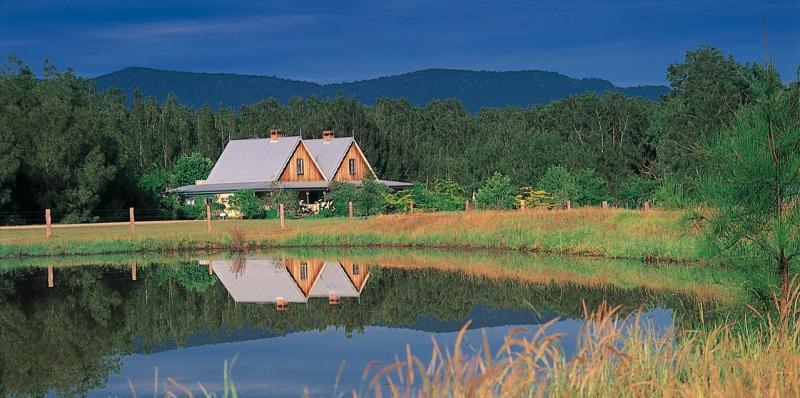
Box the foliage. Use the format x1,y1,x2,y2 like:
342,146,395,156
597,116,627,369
387,179,466,212
227,190,264,219
517,187,551,208
475,172,518,210
573,169,611,206
173,153,213,186
180,196,224,220
702,66,800,285
653,175,691,209
263,187,301,218
536,166,578,205
616,175,657,205
0,47,762,223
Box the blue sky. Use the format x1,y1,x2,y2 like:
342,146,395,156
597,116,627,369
1,0,798,86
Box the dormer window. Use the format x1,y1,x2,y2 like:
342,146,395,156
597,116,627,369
296,158,304,176
348,158,356,175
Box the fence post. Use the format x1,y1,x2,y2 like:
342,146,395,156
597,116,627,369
279,204,286,229
409,200,414,214
47,266,54,288
45,209,52,238
566,201,571,211
348,201,354,222
129,207,136,235
519,199,526,210
465,200,471,212
131,262,137,281
208,260,214,275
206,203,212,234
601,201,608,209
644,201,651,212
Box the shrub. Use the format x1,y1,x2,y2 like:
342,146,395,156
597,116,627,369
617,175,657,205
263,186,301,218
537,166,578,205
517,186,551,208
228,190,264,219
574,169,611,206
475,172,517,210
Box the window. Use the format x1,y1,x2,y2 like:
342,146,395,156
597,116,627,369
296,158,304,176
352,263,360,276
300,263,308,280
348,158,356,175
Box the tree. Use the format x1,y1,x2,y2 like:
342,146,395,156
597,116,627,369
173,153,213,187
537,166,578,205
228,190,264,219
616,175,657,205
649,46,753,194
573,169,610,206
702,65,799,293
358,179,389,216
475,172,517,210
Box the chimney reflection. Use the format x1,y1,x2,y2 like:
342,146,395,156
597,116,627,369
208,256,370,308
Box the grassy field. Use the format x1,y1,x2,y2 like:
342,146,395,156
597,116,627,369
0,208,701,261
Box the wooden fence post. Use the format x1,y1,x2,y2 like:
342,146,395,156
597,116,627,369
644,201,651,212
129,207,136,235
208,261,214,275
409,200,414,214
602,201,608,209
566,201,571,211
206,204,212,234
131,262,137,281
45,209,52,238
520,200,526,210
465,200,471,212
47,266,54,288
348,201,354,222
279,204,286,229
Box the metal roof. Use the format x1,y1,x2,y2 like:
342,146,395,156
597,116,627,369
308,261,360,298
205,136,301,184
172,179,411,194
212,258,307,303
303,137,355,179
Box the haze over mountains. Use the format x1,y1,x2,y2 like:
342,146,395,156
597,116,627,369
94,67,669,112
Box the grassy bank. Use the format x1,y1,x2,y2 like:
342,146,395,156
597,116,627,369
0,247,746,303
0,208,700,261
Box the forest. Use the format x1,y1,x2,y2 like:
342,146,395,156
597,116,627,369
0,45,793,223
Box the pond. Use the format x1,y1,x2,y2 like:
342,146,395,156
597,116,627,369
0,250,725,397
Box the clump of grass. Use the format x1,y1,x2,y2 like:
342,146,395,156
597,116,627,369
358,275,800,397
227,227,247,252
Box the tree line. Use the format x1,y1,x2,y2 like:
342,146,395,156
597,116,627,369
0,46,787,223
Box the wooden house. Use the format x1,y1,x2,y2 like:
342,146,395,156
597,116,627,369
173,129,410,211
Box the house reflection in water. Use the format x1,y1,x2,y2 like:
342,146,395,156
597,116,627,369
207,257,369,309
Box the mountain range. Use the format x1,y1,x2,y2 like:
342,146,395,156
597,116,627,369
94,67,669,112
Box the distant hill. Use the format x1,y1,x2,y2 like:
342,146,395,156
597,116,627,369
94,67,668,112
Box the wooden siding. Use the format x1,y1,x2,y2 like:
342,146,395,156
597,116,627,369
341,260,369,292
333,143,373,182
285,258,324,296
279,143,325,182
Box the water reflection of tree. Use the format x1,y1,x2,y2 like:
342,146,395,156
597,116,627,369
0,264,712,396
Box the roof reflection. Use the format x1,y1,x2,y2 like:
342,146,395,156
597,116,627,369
208,257,369,305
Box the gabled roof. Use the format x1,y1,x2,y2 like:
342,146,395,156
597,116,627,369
308,261,361,298
303,137,357,179
205,136,301,184
212,258,307,303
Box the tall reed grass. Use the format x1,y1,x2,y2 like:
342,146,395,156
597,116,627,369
355,275,800,397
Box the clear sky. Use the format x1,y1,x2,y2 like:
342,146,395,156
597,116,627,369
1,0,798,86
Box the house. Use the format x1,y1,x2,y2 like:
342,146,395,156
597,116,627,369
173,129,411,210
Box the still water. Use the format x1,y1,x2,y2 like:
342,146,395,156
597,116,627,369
0,252,700,397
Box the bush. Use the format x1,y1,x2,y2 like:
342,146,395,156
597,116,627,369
517,187,551,208
324,180,388,217
173,153,213,186
387,179,466,213
475,172,517,210
617,175,657,205
653,175,691,209
263,187,301,218
573,169,611,206
179,195,224,220
228,190,264,219
536,166,578,205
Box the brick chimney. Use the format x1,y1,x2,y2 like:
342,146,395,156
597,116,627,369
269,128,282,141
322,130,335,142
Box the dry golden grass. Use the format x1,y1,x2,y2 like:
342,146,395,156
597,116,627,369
358,276,800,398
0,208,699,261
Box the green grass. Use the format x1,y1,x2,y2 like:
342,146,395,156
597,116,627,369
0,208,704,262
